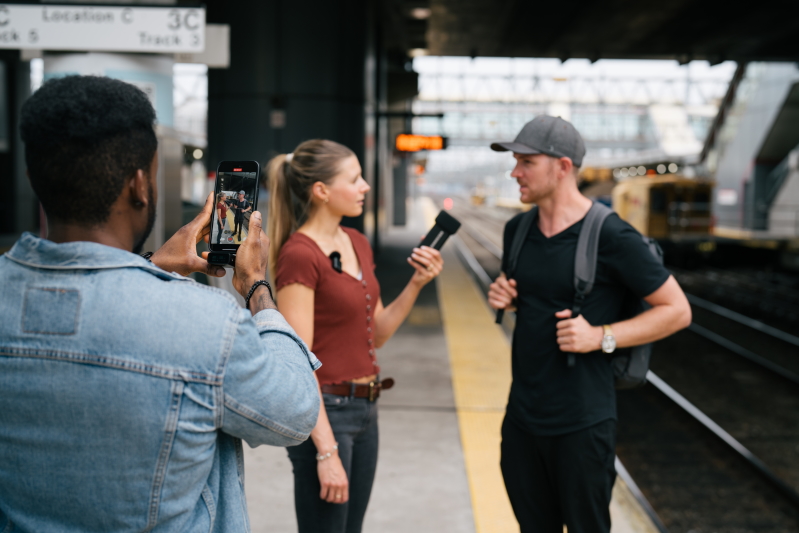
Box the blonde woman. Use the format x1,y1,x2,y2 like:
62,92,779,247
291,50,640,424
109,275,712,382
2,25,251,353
267,139,443,533
215,193,227,244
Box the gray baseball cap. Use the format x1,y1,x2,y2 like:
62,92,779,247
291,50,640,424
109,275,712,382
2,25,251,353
238,190,245,194
491,115,586,167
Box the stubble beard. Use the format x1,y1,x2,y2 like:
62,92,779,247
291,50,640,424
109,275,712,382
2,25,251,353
520,162,559,204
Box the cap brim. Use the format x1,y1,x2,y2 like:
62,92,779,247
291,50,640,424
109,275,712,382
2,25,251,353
490,142,542,154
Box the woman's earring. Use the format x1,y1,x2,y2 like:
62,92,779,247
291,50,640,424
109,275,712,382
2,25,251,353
324,198,329,204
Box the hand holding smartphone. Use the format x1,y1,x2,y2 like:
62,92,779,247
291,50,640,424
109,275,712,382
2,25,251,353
208,161,260,267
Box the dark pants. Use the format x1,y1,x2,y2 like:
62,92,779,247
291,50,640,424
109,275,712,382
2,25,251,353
500,416,616,533
287,394,379,533
233,216,244,239
216,219,224,244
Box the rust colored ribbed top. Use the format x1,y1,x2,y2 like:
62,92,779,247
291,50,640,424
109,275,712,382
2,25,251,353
275,227,380,385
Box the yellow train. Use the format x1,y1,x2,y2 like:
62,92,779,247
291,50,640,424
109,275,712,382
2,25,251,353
611,175,714,241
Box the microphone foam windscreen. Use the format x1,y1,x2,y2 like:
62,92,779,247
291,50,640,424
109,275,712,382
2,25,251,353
435,210,461,234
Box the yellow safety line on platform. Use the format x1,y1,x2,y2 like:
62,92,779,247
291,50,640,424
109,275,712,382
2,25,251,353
422,198,519,533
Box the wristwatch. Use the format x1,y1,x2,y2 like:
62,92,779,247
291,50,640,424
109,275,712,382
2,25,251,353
601,325,616,353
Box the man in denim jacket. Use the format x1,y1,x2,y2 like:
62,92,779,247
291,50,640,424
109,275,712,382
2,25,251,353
0,76,320,532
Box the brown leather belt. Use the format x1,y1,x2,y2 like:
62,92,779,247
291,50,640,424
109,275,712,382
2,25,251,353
321,378,395,402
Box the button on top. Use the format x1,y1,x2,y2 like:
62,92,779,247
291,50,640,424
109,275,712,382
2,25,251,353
366,316,372,322
367,327,372,333
366,305,371,311
369,349,375,355
366,294,371,301
362,280,367,287
368,339,373,345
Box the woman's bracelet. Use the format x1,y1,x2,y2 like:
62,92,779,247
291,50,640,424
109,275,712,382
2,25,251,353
316,443,339,462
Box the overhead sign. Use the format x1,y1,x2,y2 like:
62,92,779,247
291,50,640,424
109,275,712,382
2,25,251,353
395,134,448,152
174,24,229,68
0,4,205,53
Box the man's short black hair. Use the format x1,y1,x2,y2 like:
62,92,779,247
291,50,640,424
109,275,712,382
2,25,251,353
20,75,158,225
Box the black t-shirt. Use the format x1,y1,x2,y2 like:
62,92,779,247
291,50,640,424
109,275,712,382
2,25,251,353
502,210,670,436
233,199,250,218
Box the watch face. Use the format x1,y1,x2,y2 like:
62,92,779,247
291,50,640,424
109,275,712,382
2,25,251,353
602,336,616,353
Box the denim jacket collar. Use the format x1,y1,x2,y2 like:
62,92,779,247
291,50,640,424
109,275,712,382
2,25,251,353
5,232,186,282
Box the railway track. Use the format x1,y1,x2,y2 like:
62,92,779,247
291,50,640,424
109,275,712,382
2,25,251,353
671,266,799,335
444,198,799,532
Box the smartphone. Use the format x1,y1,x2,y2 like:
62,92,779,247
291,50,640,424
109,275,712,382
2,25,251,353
208,161,260,266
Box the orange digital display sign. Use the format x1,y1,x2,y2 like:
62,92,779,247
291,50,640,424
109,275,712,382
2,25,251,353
395,134,448,152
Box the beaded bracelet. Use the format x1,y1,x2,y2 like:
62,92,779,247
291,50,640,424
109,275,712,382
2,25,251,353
316,443,339,462
245,280,273,310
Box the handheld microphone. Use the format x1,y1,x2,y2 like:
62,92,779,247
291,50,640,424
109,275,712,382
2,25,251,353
420,210,461,250
329,251,342,273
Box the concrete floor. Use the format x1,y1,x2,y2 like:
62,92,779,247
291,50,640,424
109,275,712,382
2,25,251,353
243,221,475,533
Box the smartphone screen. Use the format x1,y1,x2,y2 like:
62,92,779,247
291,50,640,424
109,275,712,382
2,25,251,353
210,161,260,251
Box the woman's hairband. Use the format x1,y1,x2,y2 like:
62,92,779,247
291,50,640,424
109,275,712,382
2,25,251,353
285,153,294,163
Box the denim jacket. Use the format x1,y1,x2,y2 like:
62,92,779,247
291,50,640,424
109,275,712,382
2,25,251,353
0,233,321,533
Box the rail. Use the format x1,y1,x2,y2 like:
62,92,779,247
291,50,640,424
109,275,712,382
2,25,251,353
686,293,799,348
645,372,799,507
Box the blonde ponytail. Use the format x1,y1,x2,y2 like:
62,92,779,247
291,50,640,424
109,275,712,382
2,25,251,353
266,139,356,283
267,154,295,283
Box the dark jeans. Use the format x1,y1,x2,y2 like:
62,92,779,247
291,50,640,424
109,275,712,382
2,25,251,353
216,219,224,244
287,394,379,533
500,416,616,533
233,216,243,239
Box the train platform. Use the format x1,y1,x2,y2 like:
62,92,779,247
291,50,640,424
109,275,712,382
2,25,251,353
234,197,661,533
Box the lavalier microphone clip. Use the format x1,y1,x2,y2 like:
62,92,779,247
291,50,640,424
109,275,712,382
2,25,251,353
329,251,342,273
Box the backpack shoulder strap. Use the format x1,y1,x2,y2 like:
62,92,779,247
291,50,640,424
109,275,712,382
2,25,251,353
566,202,613,367
505,206,537,277
495,207,537,325
573,201,613,303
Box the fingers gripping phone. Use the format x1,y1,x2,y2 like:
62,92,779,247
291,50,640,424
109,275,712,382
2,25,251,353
208,161,260,267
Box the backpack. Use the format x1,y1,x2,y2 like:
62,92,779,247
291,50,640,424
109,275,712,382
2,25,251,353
498,201,662,390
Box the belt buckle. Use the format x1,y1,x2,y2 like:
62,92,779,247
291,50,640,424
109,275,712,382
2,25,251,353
368,381,377,402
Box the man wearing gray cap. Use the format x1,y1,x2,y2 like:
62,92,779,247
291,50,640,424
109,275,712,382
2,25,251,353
487,116,691,532
232,190,252,241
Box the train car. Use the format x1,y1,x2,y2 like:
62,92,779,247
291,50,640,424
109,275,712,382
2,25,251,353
612,175,714,241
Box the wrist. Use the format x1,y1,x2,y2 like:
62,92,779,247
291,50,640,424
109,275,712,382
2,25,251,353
244,280,274,311
595,326,604,351
408,276,426,290
148,250,165,268
148,253,175,274
315,443,339,462
244,276,267,290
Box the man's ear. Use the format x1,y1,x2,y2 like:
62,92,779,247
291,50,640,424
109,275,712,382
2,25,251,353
558,157,574,179
129,169,149,208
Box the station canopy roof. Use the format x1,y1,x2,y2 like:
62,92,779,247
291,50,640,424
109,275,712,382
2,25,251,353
419,0,799,62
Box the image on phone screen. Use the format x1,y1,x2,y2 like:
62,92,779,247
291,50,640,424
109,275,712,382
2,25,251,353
211,167,259,247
